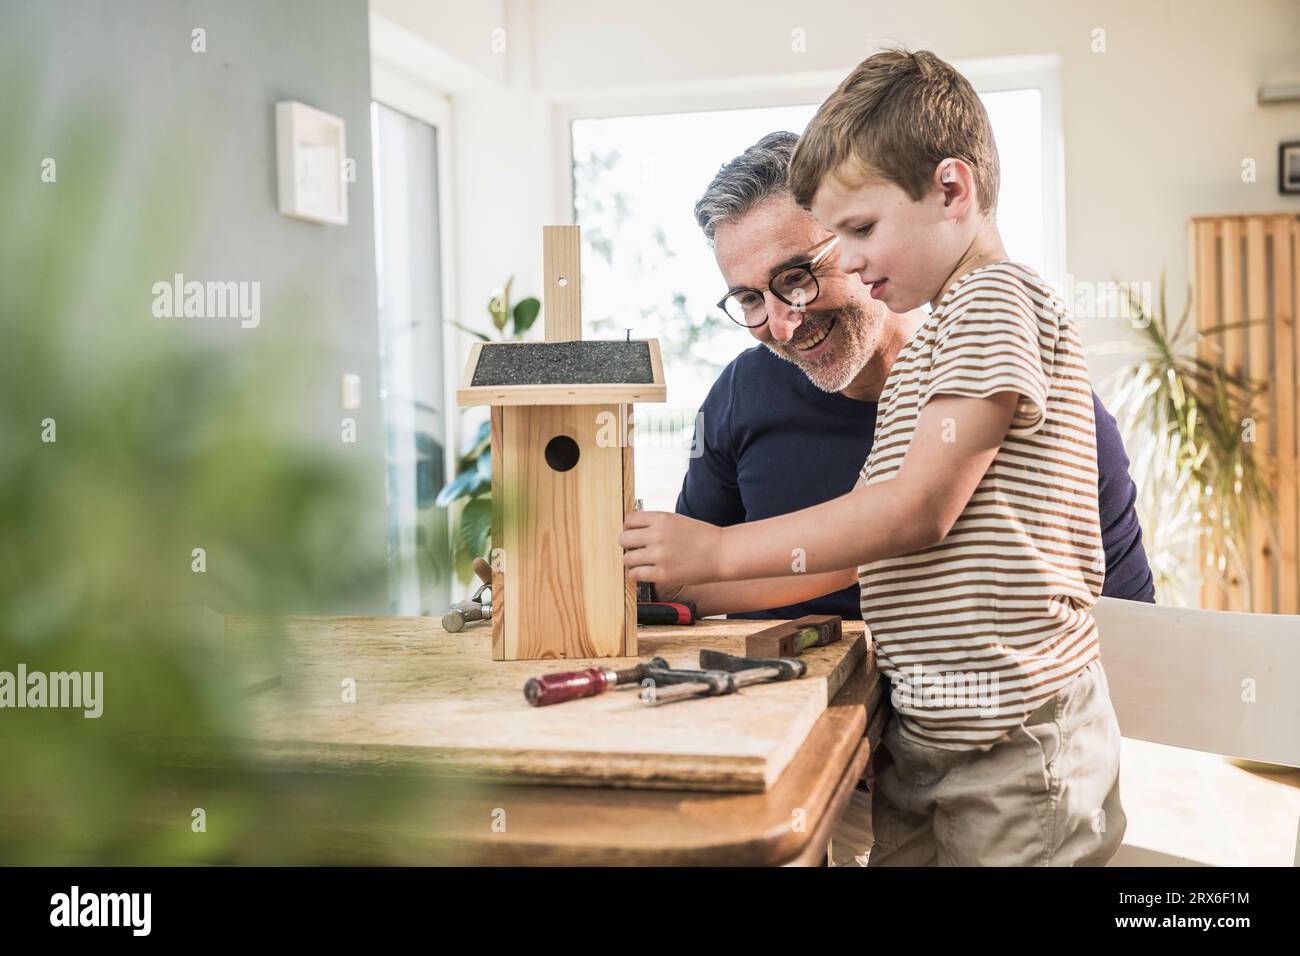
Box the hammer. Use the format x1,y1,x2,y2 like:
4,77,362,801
442,558,493,632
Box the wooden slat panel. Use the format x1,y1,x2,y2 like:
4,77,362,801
1191,215,1300,614
1283,220,1300,614
542,225,582,343
1195,221,1225,609
1220,220,1246,610
1245,218,1273,612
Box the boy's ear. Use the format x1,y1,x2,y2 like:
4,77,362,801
934,158,976,216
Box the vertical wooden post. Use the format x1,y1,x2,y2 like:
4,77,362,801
542,225,583,343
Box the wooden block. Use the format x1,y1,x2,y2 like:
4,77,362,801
498,403,629,659
543,225,582,343
745,615,842,658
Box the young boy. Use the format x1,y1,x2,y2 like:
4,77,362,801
620,48,1126,866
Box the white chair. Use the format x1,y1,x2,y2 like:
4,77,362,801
1092,597,1300,866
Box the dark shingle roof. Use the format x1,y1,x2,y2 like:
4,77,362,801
470,340,654,387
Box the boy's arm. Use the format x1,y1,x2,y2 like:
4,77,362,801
622,392,1019,591
674,568,859,618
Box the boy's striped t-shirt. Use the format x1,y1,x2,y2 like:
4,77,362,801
858,261,1105,751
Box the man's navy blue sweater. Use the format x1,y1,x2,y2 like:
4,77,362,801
676,344,1156,619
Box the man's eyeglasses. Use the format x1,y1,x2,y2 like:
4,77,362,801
716,236,841,328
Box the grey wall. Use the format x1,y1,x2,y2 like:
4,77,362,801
2,0,389,613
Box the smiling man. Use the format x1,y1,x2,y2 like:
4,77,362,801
674,131,1155,622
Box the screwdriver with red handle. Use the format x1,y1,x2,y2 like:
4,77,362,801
523,656,669,707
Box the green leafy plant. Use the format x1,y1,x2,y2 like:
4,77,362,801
1100,275,1274,605
449,275,540,342
438,279,541,584
436,419,493,585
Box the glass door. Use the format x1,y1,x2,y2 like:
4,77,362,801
371,102,450,615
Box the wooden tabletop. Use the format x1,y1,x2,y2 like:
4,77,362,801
217,615,885,865
229,616,872,791
413,656,886,865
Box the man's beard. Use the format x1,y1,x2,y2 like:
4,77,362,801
763,299,877,394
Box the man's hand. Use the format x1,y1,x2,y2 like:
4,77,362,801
620,510,726,595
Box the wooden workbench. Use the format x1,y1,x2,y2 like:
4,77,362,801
217,615,886,865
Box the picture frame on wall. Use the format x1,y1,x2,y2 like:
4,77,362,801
1281,141,1300,195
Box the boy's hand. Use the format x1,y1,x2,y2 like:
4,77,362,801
620,510,725,595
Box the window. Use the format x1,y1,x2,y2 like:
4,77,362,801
570,80,1059,510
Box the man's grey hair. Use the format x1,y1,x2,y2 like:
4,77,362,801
694,131,800,245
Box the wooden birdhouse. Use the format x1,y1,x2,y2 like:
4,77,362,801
457,226,667,661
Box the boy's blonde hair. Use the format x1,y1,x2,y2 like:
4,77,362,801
789,48,1000,215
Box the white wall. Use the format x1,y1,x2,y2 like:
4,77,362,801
380,0,1300,396
377,0,1300,429
371,0,508,86
532,0,1300,375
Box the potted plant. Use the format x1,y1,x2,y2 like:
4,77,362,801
437,277,540,584
1101,275,1274,607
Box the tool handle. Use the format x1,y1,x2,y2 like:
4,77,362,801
524,668,610,707
636,601,697,626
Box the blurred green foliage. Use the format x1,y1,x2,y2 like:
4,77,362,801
0,57,465,863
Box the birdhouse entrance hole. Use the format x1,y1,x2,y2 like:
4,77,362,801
544,435,580,472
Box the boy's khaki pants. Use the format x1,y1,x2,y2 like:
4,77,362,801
832,658,1126,867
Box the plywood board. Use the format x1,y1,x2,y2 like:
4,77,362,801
228,616,870,793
